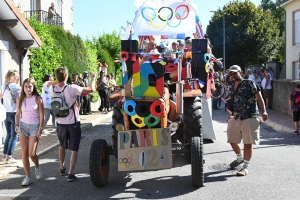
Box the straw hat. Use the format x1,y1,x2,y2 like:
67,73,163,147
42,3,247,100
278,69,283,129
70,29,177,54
149,49,160,55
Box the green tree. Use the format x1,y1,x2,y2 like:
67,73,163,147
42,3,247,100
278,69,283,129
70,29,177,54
93,31,121,84
49,26,88,75
260,0,285,63
28,18,62,92
206,0,282,70
93,31,121,59
83,40,98,73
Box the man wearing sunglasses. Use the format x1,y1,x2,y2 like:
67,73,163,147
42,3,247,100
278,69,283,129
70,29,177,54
226,65,268,176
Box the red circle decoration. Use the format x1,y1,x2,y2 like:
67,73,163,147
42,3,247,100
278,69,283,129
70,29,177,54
175,5,189,20
150,100,165,117
120,51,129,61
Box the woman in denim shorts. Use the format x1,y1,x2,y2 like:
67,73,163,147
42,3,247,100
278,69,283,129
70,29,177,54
15,78,44,186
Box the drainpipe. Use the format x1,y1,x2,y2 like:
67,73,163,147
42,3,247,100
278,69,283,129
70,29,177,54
284,10,286,79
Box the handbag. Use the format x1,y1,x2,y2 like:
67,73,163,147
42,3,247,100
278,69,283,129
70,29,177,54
4,83,17,104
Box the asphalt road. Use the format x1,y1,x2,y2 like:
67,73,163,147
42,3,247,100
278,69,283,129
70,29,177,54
0,109,300,200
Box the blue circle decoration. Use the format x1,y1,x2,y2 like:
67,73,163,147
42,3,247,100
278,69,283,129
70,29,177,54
203,53,211,63
124,100,137,116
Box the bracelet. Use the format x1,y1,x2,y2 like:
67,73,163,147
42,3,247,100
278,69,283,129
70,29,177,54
38,127,43,130
14,124,19,127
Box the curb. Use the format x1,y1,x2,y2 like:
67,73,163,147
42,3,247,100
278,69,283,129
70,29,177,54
263,119,294,133
0,113,112,179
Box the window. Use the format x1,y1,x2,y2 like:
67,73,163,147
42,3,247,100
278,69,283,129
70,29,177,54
294,11,300,46
294,62,300,80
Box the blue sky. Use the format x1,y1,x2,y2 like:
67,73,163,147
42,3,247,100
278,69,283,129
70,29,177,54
73,0,262,40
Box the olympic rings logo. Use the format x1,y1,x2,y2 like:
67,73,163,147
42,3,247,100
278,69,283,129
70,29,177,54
124,100,165,128
141,5,190,29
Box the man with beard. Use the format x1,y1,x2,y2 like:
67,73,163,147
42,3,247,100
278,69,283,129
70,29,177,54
226,65,268,176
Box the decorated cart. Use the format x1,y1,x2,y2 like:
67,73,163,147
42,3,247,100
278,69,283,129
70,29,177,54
89,0,222,188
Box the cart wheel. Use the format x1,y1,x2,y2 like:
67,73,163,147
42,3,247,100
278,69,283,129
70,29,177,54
191,136,204,187
89,139,110,187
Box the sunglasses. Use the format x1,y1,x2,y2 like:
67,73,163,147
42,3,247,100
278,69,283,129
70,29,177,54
229,72,238,76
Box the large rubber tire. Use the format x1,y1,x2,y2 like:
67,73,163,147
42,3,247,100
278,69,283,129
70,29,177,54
112,102,123,150
184,97,203,142
191,136,204,187
89,139,110,187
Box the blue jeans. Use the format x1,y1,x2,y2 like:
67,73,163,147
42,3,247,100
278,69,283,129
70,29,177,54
3,112,18,157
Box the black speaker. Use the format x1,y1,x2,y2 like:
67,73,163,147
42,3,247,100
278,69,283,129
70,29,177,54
121,40,138,53
191,39,208,93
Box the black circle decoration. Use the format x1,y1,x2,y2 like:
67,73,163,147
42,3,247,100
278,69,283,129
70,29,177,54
135,102,151,117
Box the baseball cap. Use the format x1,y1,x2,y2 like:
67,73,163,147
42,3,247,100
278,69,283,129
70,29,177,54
84,71,88,74
228,65,241,72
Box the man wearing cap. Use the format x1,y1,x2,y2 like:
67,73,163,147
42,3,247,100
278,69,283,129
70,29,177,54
158,43,167,54
226,65,268,176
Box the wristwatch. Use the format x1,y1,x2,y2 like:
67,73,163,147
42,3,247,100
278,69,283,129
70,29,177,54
14,124,19,127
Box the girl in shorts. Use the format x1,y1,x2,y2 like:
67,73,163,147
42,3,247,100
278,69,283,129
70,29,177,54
15,78,44,186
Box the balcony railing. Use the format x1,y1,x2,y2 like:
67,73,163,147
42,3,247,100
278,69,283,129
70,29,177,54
24,10,63,27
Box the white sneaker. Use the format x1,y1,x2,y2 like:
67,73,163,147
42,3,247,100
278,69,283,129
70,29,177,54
42,129,50,134
6,157,18,163
2,155,6,162
22,176,32,186
52,128,57,132
35,166,42,179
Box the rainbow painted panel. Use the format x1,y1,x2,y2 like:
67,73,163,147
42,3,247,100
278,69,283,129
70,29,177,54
134,62,164,98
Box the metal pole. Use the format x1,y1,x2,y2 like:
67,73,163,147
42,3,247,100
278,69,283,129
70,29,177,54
223,12,225,74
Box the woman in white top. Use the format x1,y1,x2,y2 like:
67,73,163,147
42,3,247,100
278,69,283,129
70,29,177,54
261,68,272,109
41,74,56,134
1,69,21,163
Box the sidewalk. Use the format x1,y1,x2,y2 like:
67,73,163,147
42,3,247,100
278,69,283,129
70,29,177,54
0,110,112,179
0,106,294,179
263,109,294,133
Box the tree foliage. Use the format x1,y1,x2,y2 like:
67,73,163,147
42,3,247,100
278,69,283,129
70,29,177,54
83,40,99,73
29,18,99,93
49,26,88,74
28,18,62,93
206,0,282,70
259,0,285,64
93,31,122,85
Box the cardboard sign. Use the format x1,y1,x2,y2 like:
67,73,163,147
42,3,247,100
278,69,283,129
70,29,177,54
118,128,172,171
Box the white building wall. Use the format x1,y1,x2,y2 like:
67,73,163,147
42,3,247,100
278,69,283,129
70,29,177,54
61,0,73,33
12,0,73,33
11,0,31,12
40,0,73,33
285,1,300,79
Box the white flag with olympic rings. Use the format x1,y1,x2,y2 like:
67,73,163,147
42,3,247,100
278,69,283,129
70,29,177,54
133,0,196,35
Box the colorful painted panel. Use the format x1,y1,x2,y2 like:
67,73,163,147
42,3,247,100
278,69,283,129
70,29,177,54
134,62,164,98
